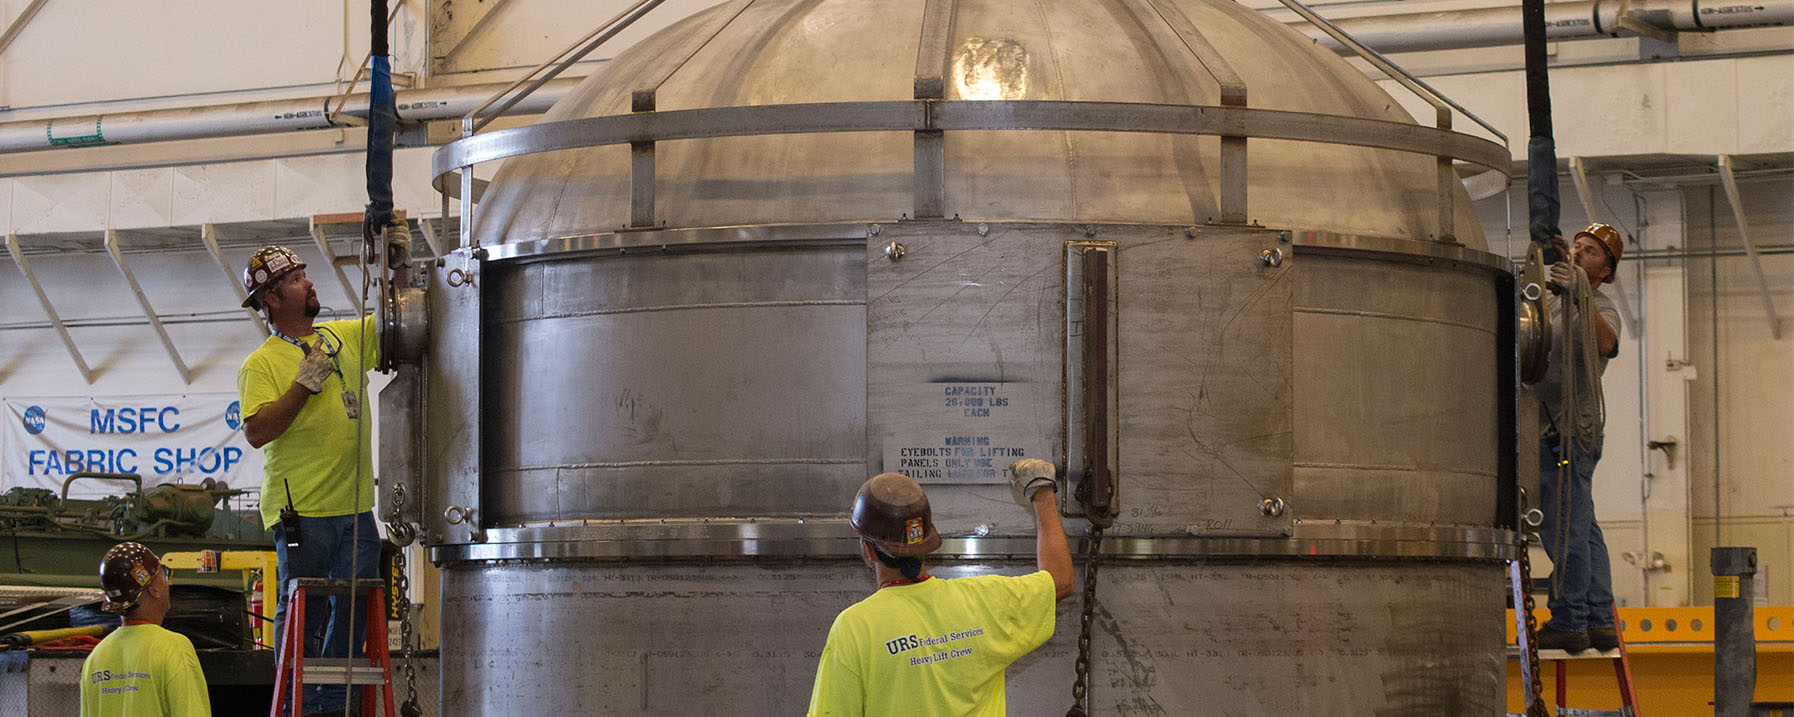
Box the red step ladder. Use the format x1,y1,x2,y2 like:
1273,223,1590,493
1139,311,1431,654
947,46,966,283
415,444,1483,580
270,577,397,717
1539,607,1641,717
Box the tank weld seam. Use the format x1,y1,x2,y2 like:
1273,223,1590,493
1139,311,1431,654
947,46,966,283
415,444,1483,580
493,299,865,323
498,458,866,471
1294,461,1498,478
1292,306,1495,335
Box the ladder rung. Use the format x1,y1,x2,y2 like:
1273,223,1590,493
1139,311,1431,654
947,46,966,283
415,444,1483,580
1537,647,1625,660
1557,708,1632,717
288,577,385,597
296,658,390,685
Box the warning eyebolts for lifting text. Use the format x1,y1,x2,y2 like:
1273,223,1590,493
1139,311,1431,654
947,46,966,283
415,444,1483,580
882,382,1046,484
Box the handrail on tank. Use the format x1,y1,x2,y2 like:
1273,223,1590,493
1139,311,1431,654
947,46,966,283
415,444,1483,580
1270,0,1506,241
430,99,1511,244
61,472,143,503
462,0,669,135
1272,0,1506,147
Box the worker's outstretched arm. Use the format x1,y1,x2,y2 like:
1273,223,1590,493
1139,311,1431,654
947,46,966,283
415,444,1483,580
1011,459,1076,601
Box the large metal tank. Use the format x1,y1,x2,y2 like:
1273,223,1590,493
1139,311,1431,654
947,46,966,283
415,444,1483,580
392,0,1520,713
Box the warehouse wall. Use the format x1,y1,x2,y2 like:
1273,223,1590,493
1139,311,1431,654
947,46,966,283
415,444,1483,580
2,0,1791,606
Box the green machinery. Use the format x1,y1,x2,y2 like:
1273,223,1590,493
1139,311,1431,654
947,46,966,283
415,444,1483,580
0,472,270,590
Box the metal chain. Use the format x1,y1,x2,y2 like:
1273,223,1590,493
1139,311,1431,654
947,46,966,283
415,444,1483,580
1067,526,1104,717
391,546,423,717
1517,528,1552,717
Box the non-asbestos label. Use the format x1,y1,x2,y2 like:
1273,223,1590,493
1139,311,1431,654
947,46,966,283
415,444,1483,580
1714,575,1740,599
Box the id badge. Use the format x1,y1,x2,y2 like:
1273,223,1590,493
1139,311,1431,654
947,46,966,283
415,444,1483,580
341,389,361,419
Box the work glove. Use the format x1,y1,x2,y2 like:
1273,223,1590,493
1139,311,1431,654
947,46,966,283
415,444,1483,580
384,219,413,270
1009,458,1058,508
293,345,334,394
1547,261,1579,293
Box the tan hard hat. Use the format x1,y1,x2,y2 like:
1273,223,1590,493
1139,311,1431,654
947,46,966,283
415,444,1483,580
98,542,163,614
850,473,941,557
241,245,307,309
1575,223,1624,284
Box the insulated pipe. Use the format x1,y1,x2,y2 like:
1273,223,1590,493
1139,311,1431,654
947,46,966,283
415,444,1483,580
0,0,1787,155
0,78,581,153
1295,0,1794,54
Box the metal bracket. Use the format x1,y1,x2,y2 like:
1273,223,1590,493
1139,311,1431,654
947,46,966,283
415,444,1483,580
1065,240,1120,527
309,215,367,309
200,223,270,336
1717,154,1782,339
630,90,658,229
0,0,51,58
104,230,191,383
911,0,957,219
1144,0,1249,224
5,234,93,383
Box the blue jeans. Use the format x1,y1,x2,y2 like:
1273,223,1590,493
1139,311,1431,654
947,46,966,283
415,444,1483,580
1538,437,1615,632
274,511,382,714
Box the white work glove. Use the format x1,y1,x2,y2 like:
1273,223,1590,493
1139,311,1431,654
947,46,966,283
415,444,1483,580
1009,458,1058,508
293,346,334,394
1547,261,1579,293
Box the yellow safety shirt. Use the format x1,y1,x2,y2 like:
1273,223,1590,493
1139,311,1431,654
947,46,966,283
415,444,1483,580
808,570,1056,717
237,316,378,528
80,623,211,717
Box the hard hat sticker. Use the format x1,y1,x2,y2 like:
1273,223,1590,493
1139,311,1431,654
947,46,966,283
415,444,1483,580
905,517,925,544
132,565,151,585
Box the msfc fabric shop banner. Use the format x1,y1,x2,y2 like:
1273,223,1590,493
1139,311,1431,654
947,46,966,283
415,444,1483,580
3,394,263,499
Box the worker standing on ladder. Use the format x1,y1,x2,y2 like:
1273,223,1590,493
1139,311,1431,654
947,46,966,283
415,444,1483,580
236,245,382,715
80,542,211,717
1536,223,1625,653
807,460,1075,716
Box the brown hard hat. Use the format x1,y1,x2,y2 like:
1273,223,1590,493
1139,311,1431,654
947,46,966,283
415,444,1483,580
850,473,941,557
98,542,163,614
241,245,307,309
1575,223,1624,283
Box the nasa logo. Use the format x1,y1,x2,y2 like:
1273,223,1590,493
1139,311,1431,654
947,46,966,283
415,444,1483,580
225,401,243,431
22,406,47,435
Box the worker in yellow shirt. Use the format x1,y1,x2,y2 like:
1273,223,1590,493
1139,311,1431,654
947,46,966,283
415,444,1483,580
808,459,1075,716
235,244,382,715
80,542,210,716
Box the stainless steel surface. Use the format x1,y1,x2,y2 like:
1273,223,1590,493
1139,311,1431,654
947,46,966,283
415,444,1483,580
103,229,190,383
424,254,483,544
417,1,1517,714
382,285,428,365
460,0,1498,244
440,560,1502,715
377,365,424,545
6,234,94,383
431,521,1517,561
483,243,867,524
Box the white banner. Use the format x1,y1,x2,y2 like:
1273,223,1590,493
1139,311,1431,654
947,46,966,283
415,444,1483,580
2,393,263,500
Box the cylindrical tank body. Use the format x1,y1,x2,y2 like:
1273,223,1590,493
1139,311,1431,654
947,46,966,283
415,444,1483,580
416,0,1516,714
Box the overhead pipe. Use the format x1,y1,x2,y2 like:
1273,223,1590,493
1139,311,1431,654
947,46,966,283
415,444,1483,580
0,78,581,153
0,0,1787,155
1293,0,1794,55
